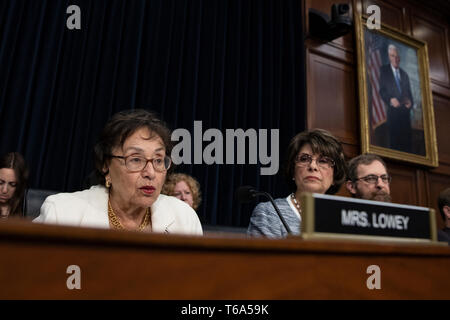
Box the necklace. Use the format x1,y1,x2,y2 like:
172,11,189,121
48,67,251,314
108,199,151,231
290,193,302,213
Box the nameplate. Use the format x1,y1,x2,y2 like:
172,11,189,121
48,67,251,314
299,193,437,242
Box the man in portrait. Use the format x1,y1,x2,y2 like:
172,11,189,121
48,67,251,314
379,44,414,153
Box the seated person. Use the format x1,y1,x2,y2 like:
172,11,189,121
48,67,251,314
34,109,202,235
247,129,347,238
346,153,391,202
162,173,202,211
437,187,450,245
0,152,28,219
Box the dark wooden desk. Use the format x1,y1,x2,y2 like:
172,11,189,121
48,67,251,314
0,220,449,299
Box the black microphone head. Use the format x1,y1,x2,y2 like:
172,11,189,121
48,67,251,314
235,185,258,203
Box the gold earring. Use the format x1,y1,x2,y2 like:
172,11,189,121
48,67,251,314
106,180,111,188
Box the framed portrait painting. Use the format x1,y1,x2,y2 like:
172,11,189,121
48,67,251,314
355,14,438,167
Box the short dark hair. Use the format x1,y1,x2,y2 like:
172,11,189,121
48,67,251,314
347,153,388,182
0,152,29,216
285,129,347,195
93,109,173,185
438,188,450,222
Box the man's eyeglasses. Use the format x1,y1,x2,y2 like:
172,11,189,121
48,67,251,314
355,174,392,185
109,154,171,172
295,153,335,169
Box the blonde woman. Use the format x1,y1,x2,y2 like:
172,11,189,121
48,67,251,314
162,173,202,211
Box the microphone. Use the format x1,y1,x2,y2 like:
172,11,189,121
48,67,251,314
236,186,292,235
236,185,258,203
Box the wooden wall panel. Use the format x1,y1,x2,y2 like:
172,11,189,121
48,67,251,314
433,95,450,166
362,0,406,32
306,51,358,145
411,15,450,87
305,0,450,233
388,164,419,205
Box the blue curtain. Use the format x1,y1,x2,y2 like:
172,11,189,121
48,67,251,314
0,0,305,227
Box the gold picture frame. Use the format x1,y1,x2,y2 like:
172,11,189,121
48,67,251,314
355,14,438,167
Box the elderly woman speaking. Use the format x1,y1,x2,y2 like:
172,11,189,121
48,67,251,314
34,109,202,235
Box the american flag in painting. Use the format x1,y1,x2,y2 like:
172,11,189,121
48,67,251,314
367,34,386,128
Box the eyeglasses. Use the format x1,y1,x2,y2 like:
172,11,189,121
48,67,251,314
109,154,171,172
355,174,392,185
295,153,335,169
0,180,17,191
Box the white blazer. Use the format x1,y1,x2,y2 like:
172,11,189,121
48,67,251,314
33,185,203,235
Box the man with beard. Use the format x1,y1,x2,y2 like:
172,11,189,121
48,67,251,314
346,154,392,202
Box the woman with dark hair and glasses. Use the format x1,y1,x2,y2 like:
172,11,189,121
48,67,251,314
34,109,202,235
0,152,28,219
247,129,347,238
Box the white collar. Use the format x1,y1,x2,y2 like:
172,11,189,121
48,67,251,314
391,64,400,78
81,186,176,232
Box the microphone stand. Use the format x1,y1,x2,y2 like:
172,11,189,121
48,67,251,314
253,190,293,235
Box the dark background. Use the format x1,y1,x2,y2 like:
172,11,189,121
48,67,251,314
0,0,306,227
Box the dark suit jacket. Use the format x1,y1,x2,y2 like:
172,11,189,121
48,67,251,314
378,64,414,152
379,64,413,108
